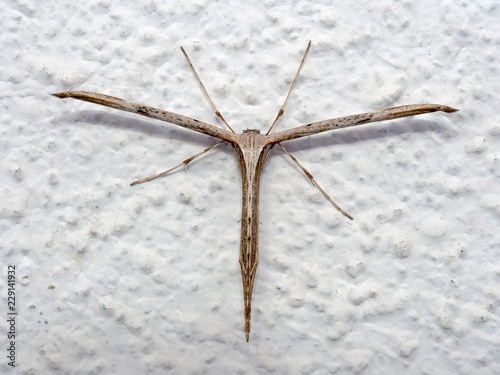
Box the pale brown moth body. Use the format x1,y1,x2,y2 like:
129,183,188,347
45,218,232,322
53,42,458,342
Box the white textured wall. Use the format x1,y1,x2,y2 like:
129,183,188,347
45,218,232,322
2,1,499,374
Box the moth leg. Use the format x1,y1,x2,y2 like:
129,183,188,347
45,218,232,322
131,141,224,186
277,143,353,220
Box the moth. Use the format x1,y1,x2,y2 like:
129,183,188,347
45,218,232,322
53,41,458,341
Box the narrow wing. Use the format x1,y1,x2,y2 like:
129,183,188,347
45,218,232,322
267,104,458,144
53,91,236,142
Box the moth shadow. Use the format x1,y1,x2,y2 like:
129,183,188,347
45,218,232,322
280,117,454,153
53,110,219,148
